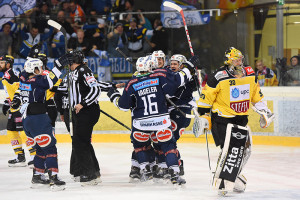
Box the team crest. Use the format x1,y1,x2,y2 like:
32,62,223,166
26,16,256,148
231,88,239,98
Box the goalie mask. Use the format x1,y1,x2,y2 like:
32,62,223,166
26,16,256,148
224,47,244,76
24,58,43,75
152,50,165,69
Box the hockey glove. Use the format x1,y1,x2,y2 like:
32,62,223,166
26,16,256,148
188,55,201,69
55,53,72,70
11,98,21,109
193,112,211,138
255,109,275,128
107,87,121,103
184,61,196,76
2,99,10,115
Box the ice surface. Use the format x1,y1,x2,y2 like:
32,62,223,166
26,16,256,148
0,143,299,200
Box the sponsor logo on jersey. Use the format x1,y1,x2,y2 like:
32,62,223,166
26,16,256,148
171,120,177,131
48,72,55,79
179,128,185,137
150,72,166,77
26,137,36,147
3,71,11,79
133,131,150,142
230,100,249,113
14,117,22,123
156,129,172,142
11,139,19,146
125,78,138,91
34,134,52,147
215,70,229,80
133,78,159,91
232,132,247,139
244,66,254,75
230,84,250,101
19,82,32,91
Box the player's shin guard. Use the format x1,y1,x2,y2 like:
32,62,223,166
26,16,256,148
7,130,23,154
212,124,249,193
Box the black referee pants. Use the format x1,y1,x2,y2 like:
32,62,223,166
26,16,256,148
70,103,100,177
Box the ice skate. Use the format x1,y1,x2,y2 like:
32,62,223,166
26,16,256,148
169,169,186,186
179,160,184,176
140,165,153,183
49,171,66,191
80,174,98,186
129,166,140,183
153,166,169,184
8,151,27,167
233,174,247,193
31,169,50,189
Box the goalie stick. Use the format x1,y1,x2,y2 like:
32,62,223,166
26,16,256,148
47,19,73,136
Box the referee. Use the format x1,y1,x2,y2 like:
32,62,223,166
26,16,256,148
60,50,102,185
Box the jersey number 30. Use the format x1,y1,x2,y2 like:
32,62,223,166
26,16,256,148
141,94,158,115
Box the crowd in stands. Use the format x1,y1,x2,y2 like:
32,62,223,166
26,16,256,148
0,0,168,60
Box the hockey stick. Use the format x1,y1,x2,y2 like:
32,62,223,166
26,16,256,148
166,96,195,119
47,19,73,136
100,109,131,131
115,47,136,66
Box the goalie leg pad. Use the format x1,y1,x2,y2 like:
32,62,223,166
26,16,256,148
212,123,249,192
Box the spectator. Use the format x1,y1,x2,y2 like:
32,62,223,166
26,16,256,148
69,1,86,27
57,10,74,36
51,28,65,58
283,56,300,86
67,29,92,56
137,9,152,31
107,22,128,57
61,1,72,23
145,19,168,54
124,0,136,22
255,60,278,86
83,9,106,50
19,24,53,58
31,1,51,33
49,0,62,20
125,18,147,58
0,23,13,55
91,0,112,15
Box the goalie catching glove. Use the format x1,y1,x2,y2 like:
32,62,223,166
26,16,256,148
193,108,212,138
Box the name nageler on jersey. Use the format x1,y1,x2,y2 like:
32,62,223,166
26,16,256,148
138,86,157,96
133,78,159,91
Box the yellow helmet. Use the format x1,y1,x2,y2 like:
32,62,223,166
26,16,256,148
224,47,243,65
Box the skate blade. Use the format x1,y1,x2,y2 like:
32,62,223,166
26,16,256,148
140,178,154,185
218,189,228,196
8,163,27,167
31,183,50,189
50,185,66,191
129,177,140,183
80,180,98,186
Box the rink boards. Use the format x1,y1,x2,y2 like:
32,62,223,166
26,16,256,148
0,86,300,146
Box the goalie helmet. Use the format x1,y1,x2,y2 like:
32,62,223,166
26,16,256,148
224,47,244,75
0,55,14,66
170,54,186,67
24,58,43,74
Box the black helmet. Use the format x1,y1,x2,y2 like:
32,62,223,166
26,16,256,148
37,53,48,69
0,55,14,66
71,50,85,64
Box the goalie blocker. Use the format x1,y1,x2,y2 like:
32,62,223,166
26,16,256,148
212,123,251,193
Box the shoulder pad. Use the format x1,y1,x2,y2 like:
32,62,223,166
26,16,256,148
244,66,255,75
214,70,229,80
125,78,138,91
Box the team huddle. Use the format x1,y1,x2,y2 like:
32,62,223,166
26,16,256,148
0,46,274,195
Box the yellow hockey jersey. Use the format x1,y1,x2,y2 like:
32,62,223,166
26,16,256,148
2,68,20,112
42,70,62,100
198,66,263,117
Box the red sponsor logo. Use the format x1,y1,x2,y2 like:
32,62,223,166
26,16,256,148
42,70,50,75
171,120,177,131
26,137,36,146
14,117,22,123
151,79,158,84
125,78,138,91
230,100,250,113
179,128,185,137
11,140,19,146
35,134,52,147
133,131,150,142
28,78,36,82
3,71,11,79
150,132,158,143
156,129,172,142
244,66,254,75
150,72,166,77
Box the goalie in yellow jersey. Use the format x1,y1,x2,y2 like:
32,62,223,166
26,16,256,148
0,55,36,167
197,47,274,196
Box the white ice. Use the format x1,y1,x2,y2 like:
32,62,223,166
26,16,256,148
0,143,299,200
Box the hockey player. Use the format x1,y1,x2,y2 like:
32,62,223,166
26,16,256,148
168,54,198,176
108,55,194,185
13,58,66,190
0,55,36,167
197,47,274,195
